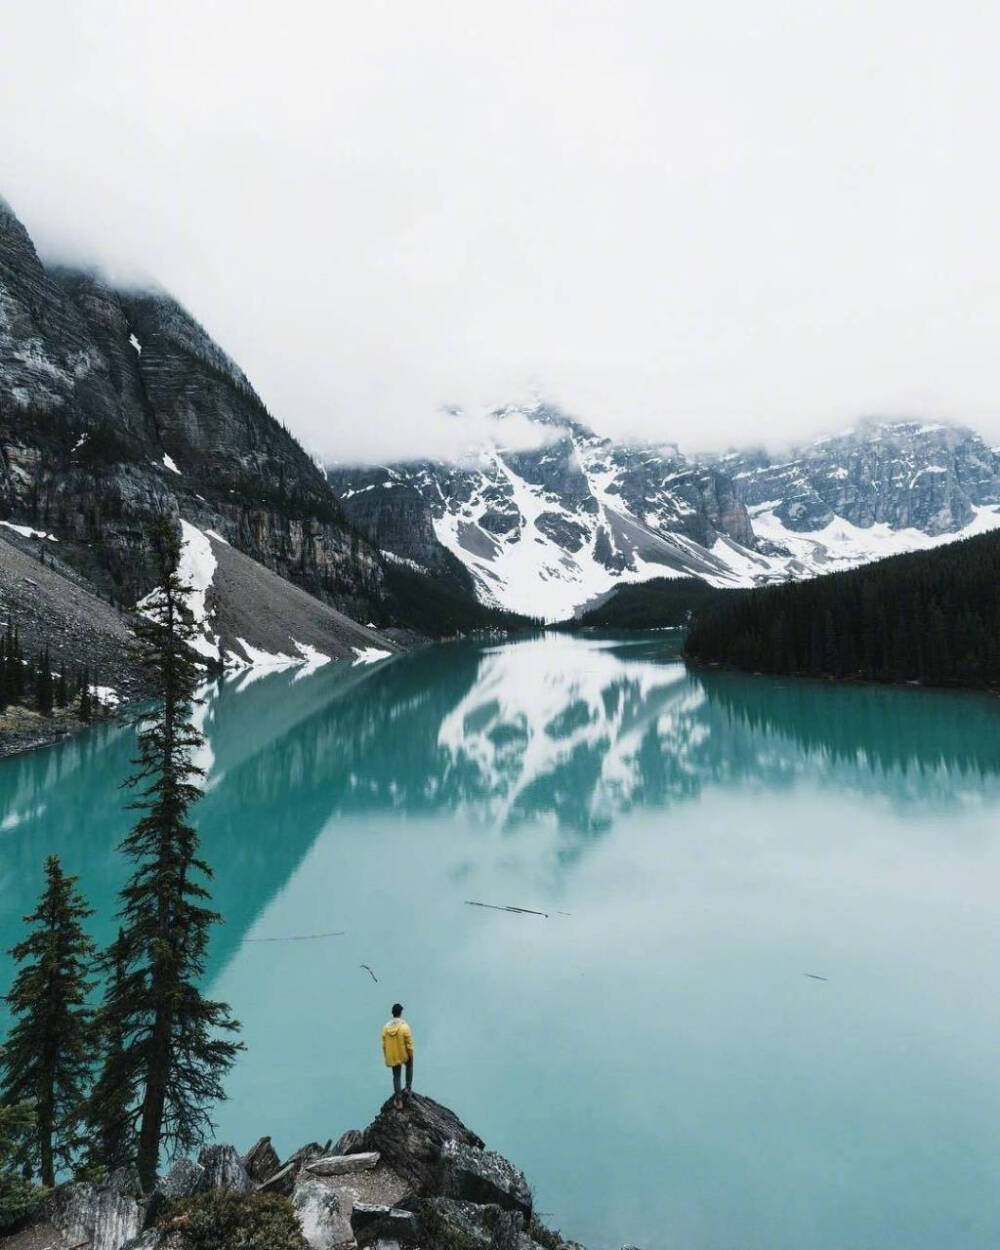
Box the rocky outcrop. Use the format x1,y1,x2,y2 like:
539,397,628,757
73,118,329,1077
332,1129,366,1155
196,1144,252,1193
42,1168,144,1250
361,1094,485,1194
13,1093,586,1250
438,1140,531,1220
242,1135,281,1184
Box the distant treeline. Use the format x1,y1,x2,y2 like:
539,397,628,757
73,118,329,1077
0,622,99,719
380,562,542,636
562,577,724,630
685,529,1000,689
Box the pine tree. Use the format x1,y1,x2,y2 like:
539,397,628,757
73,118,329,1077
0,856,96,1187
56,664,68,709
79,668,92,723
90,518,241,1190
35,648,53,715
80,935,132,1173
0,1103,42,1228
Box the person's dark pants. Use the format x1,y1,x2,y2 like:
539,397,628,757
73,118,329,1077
392,1059,413,1097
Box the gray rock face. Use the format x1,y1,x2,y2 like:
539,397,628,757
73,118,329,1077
291,1178,343,1250
43,1167,144,1250
0,196,385,620
439,1140,532,1220
158,1158,205,1200
197,1143,252,1193
256,1161,298,1197
361,1093,485,1195
242,1136,281,1184
143,1158,205,1231
282,1141,327,1170
715,419,1000,536
331,1128,365,1155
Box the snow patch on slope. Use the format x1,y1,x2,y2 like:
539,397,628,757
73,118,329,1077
751,504,1000,574
1,521,57,541
353,646,392,666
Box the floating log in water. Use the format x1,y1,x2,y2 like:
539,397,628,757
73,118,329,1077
361,963,378,982
245,930,346,943
804,973,829,981
465,900,549,918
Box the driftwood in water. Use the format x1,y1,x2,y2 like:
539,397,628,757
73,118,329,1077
465,900,548,918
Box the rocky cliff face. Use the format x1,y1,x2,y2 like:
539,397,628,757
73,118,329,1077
713,418,1000,535
329,405,764,621
329,405,1000,621
0,196,383,619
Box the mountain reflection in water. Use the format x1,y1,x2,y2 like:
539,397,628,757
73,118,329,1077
2,632,1000,1250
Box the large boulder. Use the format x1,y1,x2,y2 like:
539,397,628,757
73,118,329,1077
197,1144,252,1193
242,1135,281,1184
361,1094,484,1194
291,1178,344,1250
44,1167,144,1250
349,1202,420,1247
439,1140,532,1220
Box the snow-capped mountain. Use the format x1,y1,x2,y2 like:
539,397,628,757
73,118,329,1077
328,405,1000,621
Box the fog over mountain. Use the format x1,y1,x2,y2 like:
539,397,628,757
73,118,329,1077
4,1,1000,463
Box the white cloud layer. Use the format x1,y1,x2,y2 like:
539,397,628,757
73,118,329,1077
3,1,1000,461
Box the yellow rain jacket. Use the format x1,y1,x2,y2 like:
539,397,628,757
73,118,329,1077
382,1018,414,1067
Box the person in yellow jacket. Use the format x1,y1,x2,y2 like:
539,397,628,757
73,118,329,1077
381,1002,414,1108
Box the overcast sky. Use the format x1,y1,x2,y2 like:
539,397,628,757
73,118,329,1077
3,1,999,462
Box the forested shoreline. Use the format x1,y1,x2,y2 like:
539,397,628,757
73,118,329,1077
684,530,1000,690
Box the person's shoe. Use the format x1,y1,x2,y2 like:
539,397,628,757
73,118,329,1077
403,1087,413,1101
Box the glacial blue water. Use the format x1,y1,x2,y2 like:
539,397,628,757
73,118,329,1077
2,632,1000,1250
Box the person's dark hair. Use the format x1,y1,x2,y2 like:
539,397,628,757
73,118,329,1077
391,1003,403,1017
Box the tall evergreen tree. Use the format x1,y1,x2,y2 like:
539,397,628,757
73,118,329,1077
0,856,96,1187
90,518,241,1190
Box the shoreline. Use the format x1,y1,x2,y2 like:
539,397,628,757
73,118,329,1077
0,701,124,761
684,654,1000,701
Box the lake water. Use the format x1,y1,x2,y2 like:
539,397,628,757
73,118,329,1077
3,632,1000,1250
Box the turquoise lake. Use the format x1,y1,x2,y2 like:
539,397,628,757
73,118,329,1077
3,632,1000,1249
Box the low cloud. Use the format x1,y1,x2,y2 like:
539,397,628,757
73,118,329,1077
5,1,1000,463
